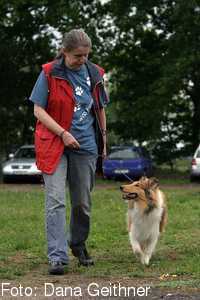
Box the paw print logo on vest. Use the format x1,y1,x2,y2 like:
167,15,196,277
74,103,81,112
75,86,84,96
86,77,91,87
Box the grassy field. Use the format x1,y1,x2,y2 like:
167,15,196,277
0,178,200,290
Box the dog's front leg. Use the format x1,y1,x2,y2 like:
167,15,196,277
129,231,142,256
141,235,159,265
127,213,132,232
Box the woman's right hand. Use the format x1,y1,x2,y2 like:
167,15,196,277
61,131,80,149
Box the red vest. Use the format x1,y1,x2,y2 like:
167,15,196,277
35,60,106,174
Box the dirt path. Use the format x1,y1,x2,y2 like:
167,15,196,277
1,182,200,192
1,278,199,299
1,264,199,300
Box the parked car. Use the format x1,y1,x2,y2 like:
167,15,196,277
190,144,200,182
103,146,153,180
1,145,42,183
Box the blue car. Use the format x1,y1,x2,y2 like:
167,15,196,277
103,146,153,180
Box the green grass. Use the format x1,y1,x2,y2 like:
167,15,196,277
0,182,200,289
0,189,45,279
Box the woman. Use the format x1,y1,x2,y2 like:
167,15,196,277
29,29,108,275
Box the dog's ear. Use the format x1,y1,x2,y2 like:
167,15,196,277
139,176,148,188
150,177,159,189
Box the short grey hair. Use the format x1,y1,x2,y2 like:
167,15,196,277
62,28,92,51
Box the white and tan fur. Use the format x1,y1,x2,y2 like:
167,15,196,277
120,177,167,265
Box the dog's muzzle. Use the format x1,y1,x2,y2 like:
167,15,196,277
122,192,138,200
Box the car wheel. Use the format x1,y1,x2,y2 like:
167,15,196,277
2,176,12,183
103,174,108,179
190,175,197,183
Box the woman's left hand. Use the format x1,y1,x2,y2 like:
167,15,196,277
102,145,107,160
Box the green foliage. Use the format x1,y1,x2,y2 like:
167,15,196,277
104,0,200,159
0,0,55,154
1,0,200,165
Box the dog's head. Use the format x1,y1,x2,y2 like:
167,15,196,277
120,177,159,213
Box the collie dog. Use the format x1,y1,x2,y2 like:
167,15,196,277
120,177,167,265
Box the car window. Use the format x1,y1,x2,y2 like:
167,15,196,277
14,148,35,159
108,149,140,160
196,150,200,158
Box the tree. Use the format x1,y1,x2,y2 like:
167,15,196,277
0,0,54,155
1,0,200,167
104,0,200,161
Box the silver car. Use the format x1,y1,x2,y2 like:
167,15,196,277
2,145,42,183
190,144,200,182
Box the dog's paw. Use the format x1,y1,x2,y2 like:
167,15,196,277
141,254,150,266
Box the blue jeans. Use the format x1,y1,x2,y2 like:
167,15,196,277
43,151,97,263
